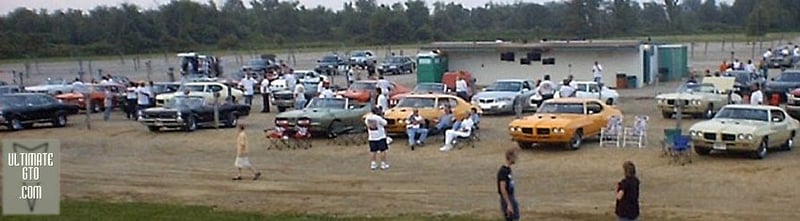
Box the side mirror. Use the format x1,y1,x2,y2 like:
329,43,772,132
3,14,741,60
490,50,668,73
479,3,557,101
522,88,530,92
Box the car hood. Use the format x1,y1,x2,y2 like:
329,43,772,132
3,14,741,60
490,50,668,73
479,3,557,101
474,91,518,99
384,107,442,119
276,108,340,119
338,90,369,98
655,93,705,100
143,106,189,113
690,118,767,133
26,85,66,91
55,93,84,99
509,114,585,128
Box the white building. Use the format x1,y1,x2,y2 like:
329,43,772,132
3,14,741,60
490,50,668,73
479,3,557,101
421,40,684,88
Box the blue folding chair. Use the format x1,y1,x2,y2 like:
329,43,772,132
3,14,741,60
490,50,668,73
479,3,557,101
670,135,692,165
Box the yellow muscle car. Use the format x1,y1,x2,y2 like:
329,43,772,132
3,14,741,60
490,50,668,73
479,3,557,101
382,94,478,134
656,77,742,119
508,98,622,150
688,104,797,159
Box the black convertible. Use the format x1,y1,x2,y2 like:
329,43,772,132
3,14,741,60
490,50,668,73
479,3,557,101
0,93,80,131
138,95,250,132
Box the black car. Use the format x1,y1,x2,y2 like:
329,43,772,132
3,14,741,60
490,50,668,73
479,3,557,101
0,85,24,94
0,93,80,131
315,55,345,75
138,95,250,132
724,71,764,96
378,56,415,75
763,70,800,102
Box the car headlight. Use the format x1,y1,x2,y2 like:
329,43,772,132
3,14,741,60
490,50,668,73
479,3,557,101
553,128,566,134
691,100,701,105
137,110,143,117
509,127,517,132
689,130,700,137
657,99,665,104
738,133,754,140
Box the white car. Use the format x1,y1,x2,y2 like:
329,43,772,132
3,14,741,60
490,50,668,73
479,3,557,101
568,81,619,105
268,70,329,92
25,78,74,95
349,50,376,65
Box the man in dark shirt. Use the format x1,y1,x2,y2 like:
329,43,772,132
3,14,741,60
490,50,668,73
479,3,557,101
616,161,640,221
497,149,519,221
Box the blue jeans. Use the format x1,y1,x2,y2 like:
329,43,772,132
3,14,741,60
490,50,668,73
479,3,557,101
244,95,253,105
295,99,306,109
617,217,637,221
499,197,520,221
406,127,429,145
103,105,113,121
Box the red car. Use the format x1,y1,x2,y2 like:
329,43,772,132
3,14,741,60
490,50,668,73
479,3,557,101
337,80,410,103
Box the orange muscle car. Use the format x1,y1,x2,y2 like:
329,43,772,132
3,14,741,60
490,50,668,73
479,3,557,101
55,83,126,112
337,80,410,103
382,94,478,134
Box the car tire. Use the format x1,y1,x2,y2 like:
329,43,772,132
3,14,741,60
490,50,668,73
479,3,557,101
782,132,794,151
52,114,67,127
226,113,238,128
185,116,198,132
606,98,614,105
327,120,344,138
147,126,160,132
662,111,672,119
704,105,714,119
91,102,101,113
517,141,533,149
754,138,768,159
9,118,25,131
566,130,583,150
694,146,711,155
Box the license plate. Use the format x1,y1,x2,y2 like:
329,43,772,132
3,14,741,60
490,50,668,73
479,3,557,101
713,142,726,150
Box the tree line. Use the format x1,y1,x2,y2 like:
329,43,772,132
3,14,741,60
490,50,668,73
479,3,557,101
0,0,798,60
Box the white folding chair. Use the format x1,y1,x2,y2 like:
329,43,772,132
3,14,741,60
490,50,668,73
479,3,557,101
600,115,623,147
623,115,649,148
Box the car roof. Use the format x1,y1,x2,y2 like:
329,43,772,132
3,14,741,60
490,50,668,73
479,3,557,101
723,104,783,111
496,79,528,82
571,81,598,84
545,98,602,103
0,93,45,97
403,93,457,99
185,82,220,85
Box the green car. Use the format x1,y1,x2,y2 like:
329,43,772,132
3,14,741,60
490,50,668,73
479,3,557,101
274,97,372,136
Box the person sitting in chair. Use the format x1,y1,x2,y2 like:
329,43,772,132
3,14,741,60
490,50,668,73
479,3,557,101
440,116,475,152
453,107,480,130
431,106,455,135
405,109,429,149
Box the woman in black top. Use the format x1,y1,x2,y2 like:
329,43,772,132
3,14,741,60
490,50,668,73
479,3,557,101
616,161,640,221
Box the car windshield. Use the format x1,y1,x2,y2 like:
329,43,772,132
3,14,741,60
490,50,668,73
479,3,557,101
320,56,338,63
538,102,585,114
247,59,267,67
178,85,205,92
715,107,769,121
397,97,437,108
0,96,25,107
485,81,522,92
165,96,205,108
679,83,715,93
349,82,376,90
44,79,63,85
777,72,800,82
306,98,346,109
385,57,405,63
153,84,179,93
351,51,368,57
414,84,444,93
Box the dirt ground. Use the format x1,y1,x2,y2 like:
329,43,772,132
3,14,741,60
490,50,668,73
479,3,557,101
2,40,800,220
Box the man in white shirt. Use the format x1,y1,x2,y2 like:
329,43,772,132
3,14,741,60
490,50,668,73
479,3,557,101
135,82,152,111
537,75,556,100
781,47,790,56
455,76,469,101
440,116,474,152
592,61,603,83
763,48,773,61
376,88,389,114
793,45,800,65
750,85,764,105
732,59,743,70
259,74,272,113
377,76,391,95
744,60,756,73
365,107,389,170
405,109,429,150
319,84,334,98
284,72,296,91
238,74,257,106
293,81,306,110
126,84,138,120
559,79,576,98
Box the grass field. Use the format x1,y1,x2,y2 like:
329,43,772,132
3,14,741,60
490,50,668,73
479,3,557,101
1,200,491,221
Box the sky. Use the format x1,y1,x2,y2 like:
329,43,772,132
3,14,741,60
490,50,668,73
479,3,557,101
1,0,734,15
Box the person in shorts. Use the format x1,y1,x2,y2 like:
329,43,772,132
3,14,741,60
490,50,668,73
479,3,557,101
233,125,262,180
365,107,390,170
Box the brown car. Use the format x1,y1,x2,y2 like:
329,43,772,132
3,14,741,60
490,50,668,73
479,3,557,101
55,83,126,112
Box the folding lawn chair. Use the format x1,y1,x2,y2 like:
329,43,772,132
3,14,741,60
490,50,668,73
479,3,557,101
599,115,623,147
453,125,480,149
623,115,649,148
292,118,313,149
660,128,682,157
266,119,292,150
669,135,692,165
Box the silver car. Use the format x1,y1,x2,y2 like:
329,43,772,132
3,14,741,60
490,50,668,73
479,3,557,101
471,79,538,114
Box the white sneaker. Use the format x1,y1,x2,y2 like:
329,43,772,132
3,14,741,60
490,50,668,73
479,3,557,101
370,161,378,170
380,162,390,170
440,145,452,152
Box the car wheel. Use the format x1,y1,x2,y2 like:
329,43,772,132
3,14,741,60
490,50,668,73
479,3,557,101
185,116,198,132
606,98,614,105
754,138,768,159
327,120,344,138
704,105,714,119
10,118,25,131
147,126,160,132
91,102,101,113
517,141,533,149
782,132,794,151
661,111,672,119
52,114,67,127
226,113,238,128
567,130,583,150
694,146,711,155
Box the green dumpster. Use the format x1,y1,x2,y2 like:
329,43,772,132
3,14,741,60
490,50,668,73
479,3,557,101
626,76,638,88
416,53,448,83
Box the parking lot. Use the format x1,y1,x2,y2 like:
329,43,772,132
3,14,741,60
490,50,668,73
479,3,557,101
2,42,800,220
